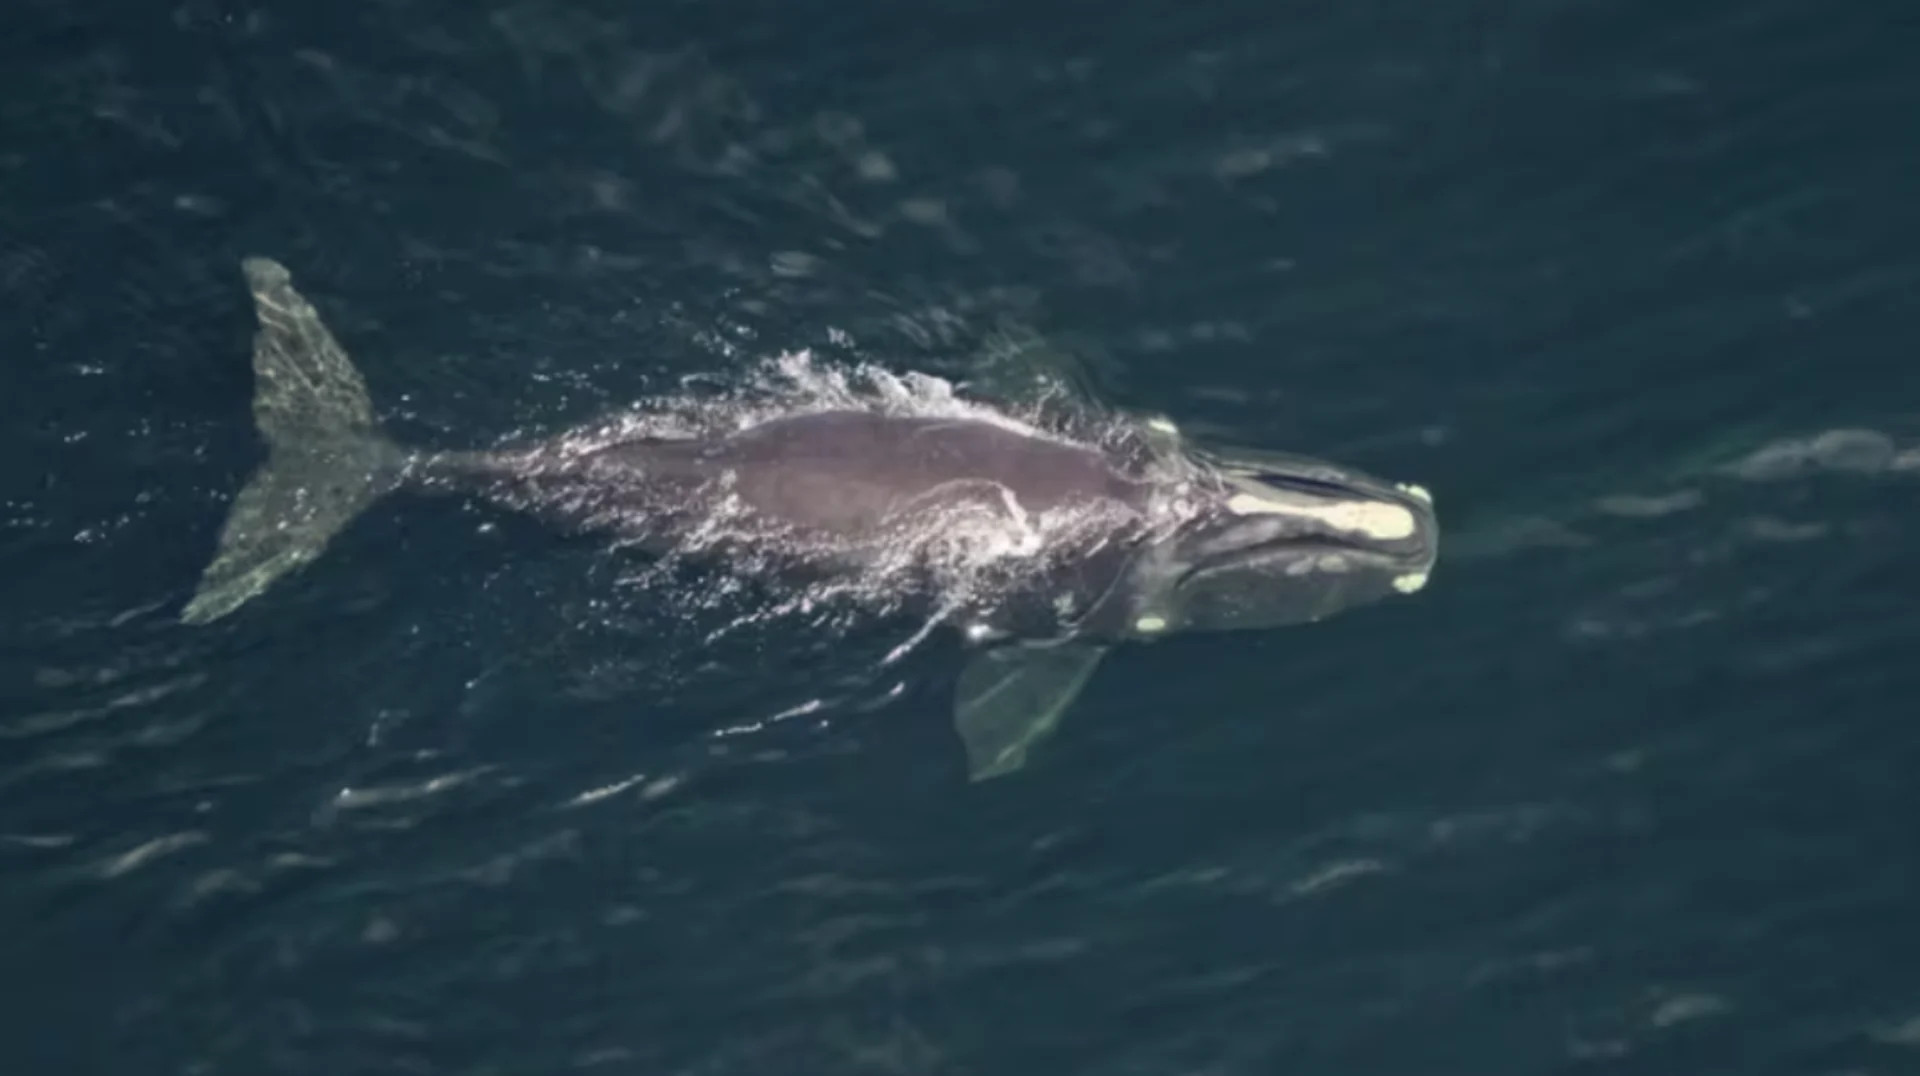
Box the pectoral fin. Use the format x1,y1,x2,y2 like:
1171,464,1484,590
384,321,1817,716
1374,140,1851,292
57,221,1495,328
953,644,1107,780
966,323,1112,430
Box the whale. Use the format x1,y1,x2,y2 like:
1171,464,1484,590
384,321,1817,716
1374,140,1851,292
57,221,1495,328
183,257,1439,779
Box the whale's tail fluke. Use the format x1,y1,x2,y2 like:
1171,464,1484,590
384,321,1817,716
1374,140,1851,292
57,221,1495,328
181,257,406,624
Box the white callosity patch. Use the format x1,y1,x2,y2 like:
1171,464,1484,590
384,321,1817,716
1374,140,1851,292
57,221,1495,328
1224,491,1418,541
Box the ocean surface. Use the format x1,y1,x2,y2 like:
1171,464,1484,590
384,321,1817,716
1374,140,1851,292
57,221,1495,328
5,1,1919,1073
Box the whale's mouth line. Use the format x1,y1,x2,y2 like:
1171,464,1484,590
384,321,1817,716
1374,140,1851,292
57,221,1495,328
1180,541,1329,575
1250,473,1373,499
1176,531,1422,588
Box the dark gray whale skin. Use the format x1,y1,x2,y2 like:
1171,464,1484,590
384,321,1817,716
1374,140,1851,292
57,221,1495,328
410,410,1162,642
430,411,1147,551
182,257,1439,780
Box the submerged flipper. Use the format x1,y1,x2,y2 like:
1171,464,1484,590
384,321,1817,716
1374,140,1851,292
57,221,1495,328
965,324,1111,432
181,258,404,624
953,643,1108,780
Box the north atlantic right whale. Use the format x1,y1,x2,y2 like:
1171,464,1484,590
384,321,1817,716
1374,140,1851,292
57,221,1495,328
182,257,1439,779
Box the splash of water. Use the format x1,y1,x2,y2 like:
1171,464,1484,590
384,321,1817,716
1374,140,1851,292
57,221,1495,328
550,346,1081,453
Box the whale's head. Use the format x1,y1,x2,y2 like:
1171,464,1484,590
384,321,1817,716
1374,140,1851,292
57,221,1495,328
1117,437,1438,639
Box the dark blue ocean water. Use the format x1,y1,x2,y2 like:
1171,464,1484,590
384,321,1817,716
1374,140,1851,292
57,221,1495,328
6,1,1920,1073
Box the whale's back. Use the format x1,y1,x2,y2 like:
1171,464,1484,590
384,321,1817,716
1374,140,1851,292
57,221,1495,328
599,411,1145,541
